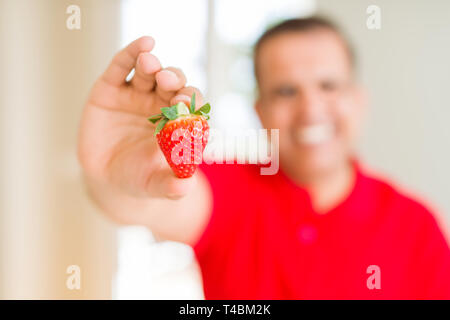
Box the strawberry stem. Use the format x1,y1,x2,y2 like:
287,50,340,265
147,93,211,136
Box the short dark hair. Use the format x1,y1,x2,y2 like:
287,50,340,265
253,16,356,83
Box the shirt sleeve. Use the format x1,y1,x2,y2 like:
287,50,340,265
192,163,256,264
192,163,239,259
414,205,450,299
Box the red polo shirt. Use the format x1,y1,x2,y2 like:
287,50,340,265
193,161,450,299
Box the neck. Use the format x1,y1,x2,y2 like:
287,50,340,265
291,161,356,214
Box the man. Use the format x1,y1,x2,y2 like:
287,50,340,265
78,17,450,299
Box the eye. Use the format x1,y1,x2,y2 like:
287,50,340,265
320,81,339,92
274,86,297,97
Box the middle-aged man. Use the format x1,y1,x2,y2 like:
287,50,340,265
78,17,450,299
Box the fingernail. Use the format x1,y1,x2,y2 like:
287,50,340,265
161,69,178,81
172,94,191,103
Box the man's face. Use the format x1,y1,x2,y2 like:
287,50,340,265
255,30,366,182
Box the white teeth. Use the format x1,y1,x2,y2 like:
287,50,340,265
296,123,334,145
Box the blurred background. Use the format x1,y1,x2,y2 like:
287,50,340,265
0,0,449,299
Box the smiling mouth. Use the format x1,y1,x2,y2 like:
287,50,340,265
294,123,334,146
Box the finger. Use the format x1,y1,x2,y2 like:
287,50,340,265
146,167,197,199
102,36,155,87
155,67,187,102
170,86,204,110
130,52,161,92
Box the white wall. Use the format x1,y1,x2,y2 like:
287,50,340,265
0,0,120,299
318,0,450,227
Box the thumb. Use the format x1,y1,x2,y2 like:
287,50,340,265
146,167,198,199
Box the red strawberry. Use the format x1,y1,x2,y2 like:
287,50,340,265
148,93,211,178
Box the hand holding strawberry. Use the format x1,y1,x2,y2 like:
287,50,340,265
148,93,211,178
78,36,214,244
79,36,209,202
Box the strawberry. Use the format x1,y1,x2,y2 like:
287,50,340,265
148,93,211,178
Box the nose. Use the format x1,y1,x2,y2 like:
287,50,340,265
296,88,327,123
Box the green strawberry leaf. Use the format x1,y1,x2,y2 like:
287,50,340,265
200,103,211,114
200,111,210,120
194,103,211,115
190,93,196,113
161,106,178,120
154,118,169,136
148,113,163,124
